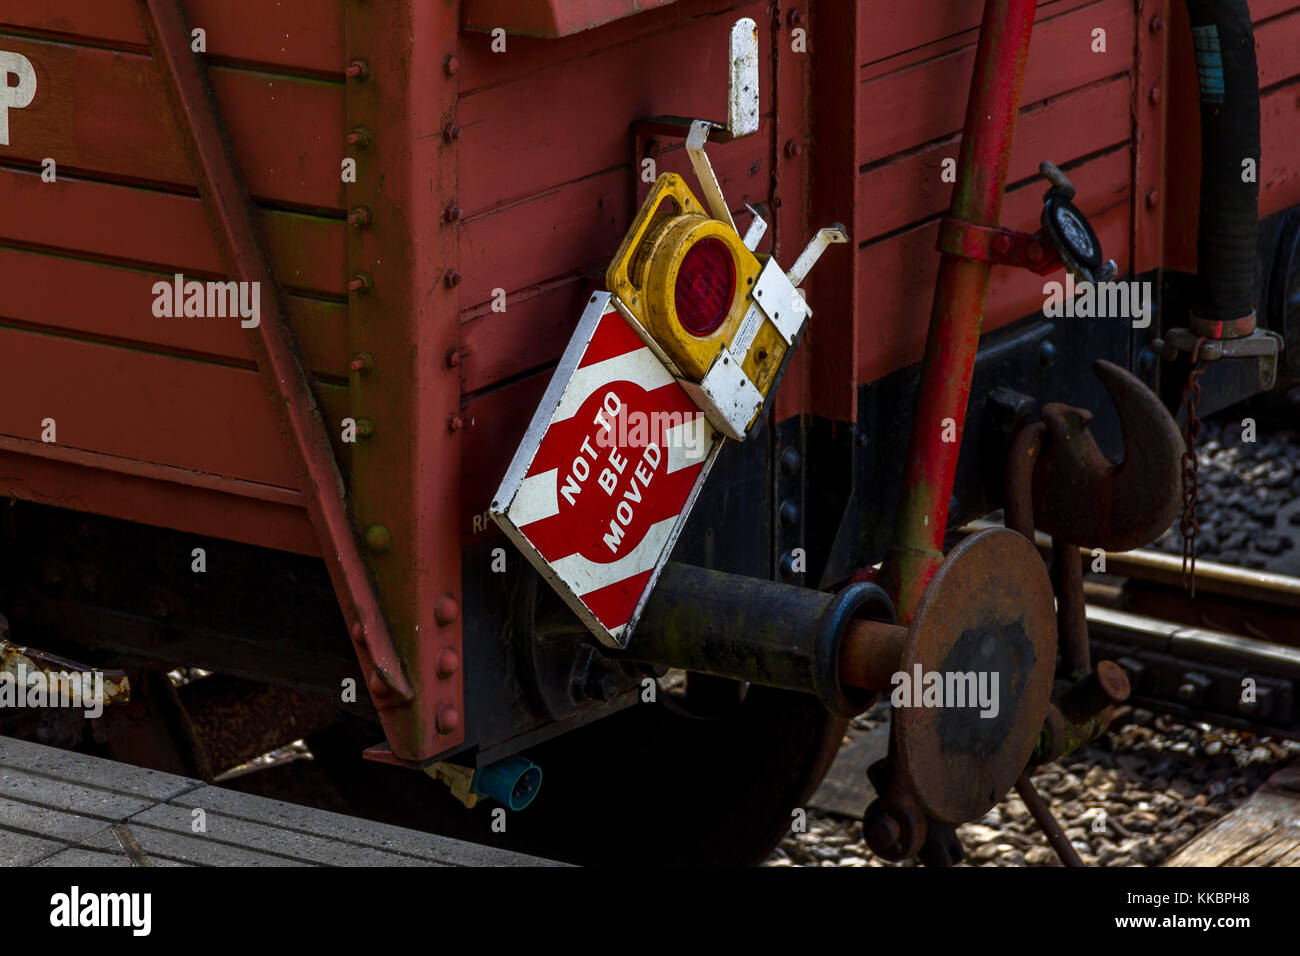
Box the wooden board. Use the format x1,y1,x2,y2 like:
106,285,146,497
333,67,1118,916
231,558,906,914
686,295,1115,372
1165,765,1300,867
0,167,344,297
0,0,345,76
0,33,344,210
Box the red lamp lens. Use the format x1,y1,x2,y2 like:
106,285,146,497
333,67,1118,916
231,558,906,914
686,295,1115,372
674,238,735,336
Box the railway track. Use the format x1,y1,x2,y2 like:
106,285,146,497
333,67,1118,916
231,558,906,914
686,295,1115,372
961,521,1300,743
766,525,1300,867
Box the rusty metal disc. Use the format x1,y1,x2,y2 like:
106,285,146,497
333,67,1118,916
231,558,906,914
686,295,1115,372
893,528,1057,824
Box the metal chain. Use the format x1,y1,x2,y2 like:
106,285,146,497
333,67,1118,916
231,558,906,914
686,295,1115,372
1178,337,1209,597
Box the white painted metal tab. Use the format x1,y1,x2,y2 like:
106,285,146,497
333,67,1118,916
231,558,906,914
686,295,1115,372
685,119,736,233
752,257,808,345
787,225,850,287
742,204,768,251
683,347,765,440
728,18,760,139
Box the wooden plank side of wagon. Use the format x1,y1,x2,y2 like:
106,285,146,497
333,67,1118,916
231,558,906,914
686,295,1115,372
0,325,350,489
855,0,1135,168
0,33,345,211
0,167,345,297
0,3,348,554
0,247,349,379
856,148,1131,383
859,76,1131,242
455,0,770,215
455,1,773,395
0,0,344,76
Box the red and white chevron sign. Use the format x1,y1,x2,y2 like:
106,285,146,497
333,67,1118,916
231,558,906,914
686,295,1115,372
492,292,722,647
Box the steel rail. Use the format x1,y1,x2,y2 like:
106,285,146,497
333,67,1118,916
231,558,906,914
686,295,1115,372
962,519,1300,611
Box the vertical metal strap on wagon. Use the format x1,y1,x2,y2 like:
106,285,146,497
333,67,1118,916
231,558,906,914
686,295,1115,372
137,2,451,757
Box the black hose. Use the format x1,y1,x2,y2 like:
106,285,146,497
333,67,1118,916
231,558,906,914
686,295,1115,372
1184,0,1261,325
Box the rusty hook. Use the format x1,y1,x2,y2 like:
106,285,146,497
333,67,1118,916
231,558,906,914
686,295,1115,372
1032,360,1184,553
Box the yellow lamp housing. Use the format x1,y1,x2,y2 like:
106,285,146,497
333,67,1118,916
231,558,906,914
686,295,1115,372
606,173,798,438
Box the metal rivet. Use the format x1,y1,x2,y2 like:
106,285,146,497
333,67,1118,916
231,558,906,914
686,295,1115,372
444,203,464,223
347,206,371,228
444,55,460,76
348,273,372,294
350,352,374,374
437,647,461,678
435,593,460,624
445,347,462,368
346,126,371,147
443,123,461,142
444,270,462,288
1148,86,1161,105
1039,340,1057,368
437,705,461,735
993,234,1011,255
1149,15,1164,33
788,10,804,27
367,671,390,698
350,621,366,644
784,139,801,158
365,524,391,552
1146,189,1160,209
448,414,465,432
779,447,802,477
345,59,370,80
355,417,375,438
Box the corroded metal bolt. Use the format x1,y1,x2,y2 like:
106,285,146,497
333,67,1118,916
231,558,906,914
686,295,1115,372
350,352,375,374
437,647,461,678
443,123,461,142
1146,189,1159,209
348,273,372,294
347,205,371,228
444,203,464,223
1149,86,1161,105
788,9,804,26
345,59,370,80
365,524,392,552
346,126,372,147
444,55,459,76
444,270,462,288
1060,659,1131,723
445,346,462,367
1149,15,1164,33
355,417,375,438
448,414,465,432
784,139,801,158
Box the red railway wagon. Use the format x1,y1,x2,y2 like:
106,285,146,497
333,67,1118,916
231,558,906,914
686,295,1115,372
0,0,1297,864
